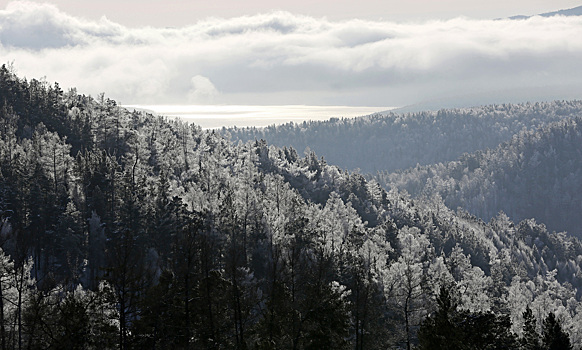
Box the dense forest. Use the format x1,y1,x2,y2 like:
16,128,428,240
225,101,582,173
376,117,582,238
1,64,582,349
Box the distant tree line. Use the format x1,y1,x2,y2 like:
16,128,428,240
225,100,582,173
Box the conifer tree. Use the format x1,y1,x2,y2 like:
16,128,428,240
542,312,572,350
521,306,541,350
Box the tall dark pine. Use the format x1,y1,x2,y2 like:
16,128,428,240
418,286,461,350
542,312,572,350
521,306,541,350
418,286,517,350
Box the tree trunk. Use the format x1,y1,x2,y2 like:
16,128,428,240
405,292,411,350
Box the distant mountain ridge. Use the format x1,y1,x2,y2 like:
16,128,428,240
509,5,582,19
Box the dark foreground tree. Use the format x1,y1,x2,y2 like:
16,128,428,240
520,306,541,350
418,286,517,350
542,312,572,350
417,287,461,349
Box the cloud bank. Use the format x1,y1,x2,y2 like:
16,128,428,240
1,1,582,106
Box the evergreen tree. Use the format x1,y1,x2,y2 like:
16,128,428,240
418,286,461,350
542,312,572,350
418,286,517,350
521,306,541,350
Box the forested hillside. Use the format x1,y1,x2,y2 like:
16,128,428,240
2,64,582,349
377,117,582,238
225,101,582,172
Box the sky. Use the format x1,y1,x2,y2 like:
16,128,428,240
1,0,582,108
2,0,581,27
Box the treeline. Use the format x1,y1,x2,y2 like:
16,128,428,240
1,64,582,349
224,101,582,172
376,117,582,238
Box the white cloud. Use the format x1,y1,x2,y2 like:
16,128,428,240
188,75,220,104
1,1,582,106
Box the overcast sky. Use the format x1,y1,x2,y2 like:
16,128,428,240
2,0,581,27
1,0,582,107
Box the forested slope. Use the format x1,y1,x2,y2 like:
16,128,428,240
377,117,582,238
225,101,582,172
1,64,582,349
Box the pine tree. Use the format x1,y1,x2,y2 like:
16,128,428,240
418,286,517,350
542,312,572,350
521,306,541,350
418,286,461,350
